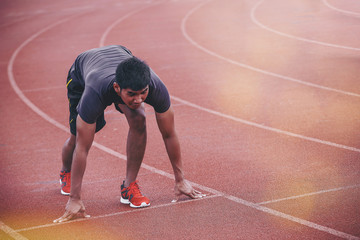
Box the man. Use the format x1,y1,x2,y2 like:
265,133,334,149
54,45,204,223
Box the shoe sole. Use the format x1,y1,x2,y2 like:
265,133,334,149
61,190,70,196
59,179,70,196
130,202,150,208
120,197,130,205
120,197,150,208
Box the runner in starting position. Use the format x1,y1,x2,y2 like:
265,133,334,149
54,45,204,223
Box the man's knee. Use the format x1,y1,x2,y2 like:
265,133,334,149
128,111,146,132
66,134,76,147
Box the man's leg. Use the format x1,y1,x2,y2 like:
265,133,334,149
118,103,150,208
61,134,76,172
119,104,147,188
59,134,75,195
61,69,81,195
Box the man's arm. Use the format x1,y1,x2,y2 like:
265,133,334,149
54,115,95,223
155,106,204,200
71,115,96,199
155,106,183,182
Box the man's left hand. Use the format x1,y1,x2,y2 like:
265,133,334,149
173,180,206,202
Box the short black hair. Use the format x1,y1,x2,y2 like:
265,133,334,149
115,57,151,90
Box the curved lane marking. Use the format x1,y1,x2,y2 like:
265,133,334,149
180,0,360,153
181,0,360,98
322,0,360,17
99,1,157,47
251,0,360,51
100,2,359,239
258,184,360,205
170,96,360,153
0,221,28,240
15,195,221,233
7,2,360,240
7,16,78,133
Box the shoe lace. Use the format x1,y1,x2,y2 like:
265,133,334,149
62,171,71,183
66,172,71,183
129,181,142,197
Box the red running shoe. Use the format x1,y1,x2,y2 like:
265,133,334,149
59,170,71,195
121,180,150,208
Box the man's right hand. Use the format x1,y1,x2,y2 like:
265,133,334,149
53,198,90,223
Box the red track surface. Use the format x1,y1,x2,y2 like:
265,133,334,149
1,0,359,239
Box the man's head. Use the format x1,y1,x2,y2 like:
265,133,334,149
114,57,151,109
115,56,151,91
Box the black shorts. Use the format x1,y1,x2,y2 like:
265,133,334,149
66,66,106,135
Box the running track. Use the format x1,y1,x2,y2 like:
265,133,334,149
1,0,359,239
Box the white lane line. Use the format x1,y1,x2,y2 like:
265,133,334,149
258,184,360,205
31,139,360,240
102,2,358,238
0,221,28,240
223,195,359,240
0,16,34,29
22,85,63,92
103,0,360,153
171,96,360,153
99,1,159,47
3,12,89,240
7,15,80,134
15,195,221,233
180,0,360,152
7,3,360,240
322,0,360,17
251,0,360,51
181,0,360,98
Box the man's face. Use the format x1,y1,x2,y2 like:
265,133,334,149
116,85,149,110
